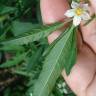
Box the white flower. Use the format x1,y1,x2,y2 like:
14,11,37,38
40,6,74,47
64,1,91,26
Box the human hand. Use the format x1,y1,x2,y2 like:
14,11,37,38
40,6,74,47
40,0,96,96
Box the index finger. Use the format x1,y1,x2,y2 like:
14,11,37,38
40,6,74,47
40,0,69,43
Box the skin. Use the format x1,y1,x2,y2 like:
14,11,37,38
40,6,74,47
40,0,96,96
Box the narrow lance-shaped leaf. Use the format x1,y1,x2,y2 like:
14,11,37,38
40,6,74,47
49,93,55,96
11,21,42,36
64,28,77,74
26,47,43,72
29,25,76,96
0,45,25,52
12,70,33,77
43,28,68,57
1,19,71,45
0,52,27,68
0,6,16,15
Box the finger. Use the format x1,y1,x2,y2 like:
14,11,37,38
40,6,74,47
40,1,95,96
40,0,69,43
86,75,96,96
80,2,96,53
40,0,69,24
89,0,96,13
62,44,96,96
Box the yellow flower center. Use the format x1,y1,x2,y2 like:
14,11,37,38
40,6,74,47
75,8,83,16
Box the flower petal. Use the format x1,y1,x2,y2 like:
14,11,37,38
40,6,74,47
71,1,79,8
83,4,89,10
73,16,81,26
64,9,75,17
81,12,91,20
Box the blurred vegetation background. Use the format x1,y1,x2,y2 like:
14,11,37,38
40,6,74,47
0,0,76,96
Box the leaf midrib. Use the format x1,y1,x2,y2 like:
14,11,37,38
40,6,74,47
38,27,74,96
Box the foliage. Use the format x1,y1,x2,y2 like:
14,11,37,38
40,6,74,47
0,0,77,96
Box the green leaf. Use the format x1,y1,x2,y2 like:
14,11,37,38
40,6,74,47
0,45,25,52
49,93,55,96
26,47,43,72
0,52,27,68
11,21,42,36
4,88,11,96
0,15,8,22
0,6,16,15
30,25,76,96
0,52,2,62
12,70,33,77
43,28,68,57
67,93,76,96
64,28,77,74
1,20,71,45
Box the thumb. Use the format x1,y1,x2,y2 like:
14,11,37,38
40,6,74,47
40,0,69,43
89,0,96,13
80,1,96,53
